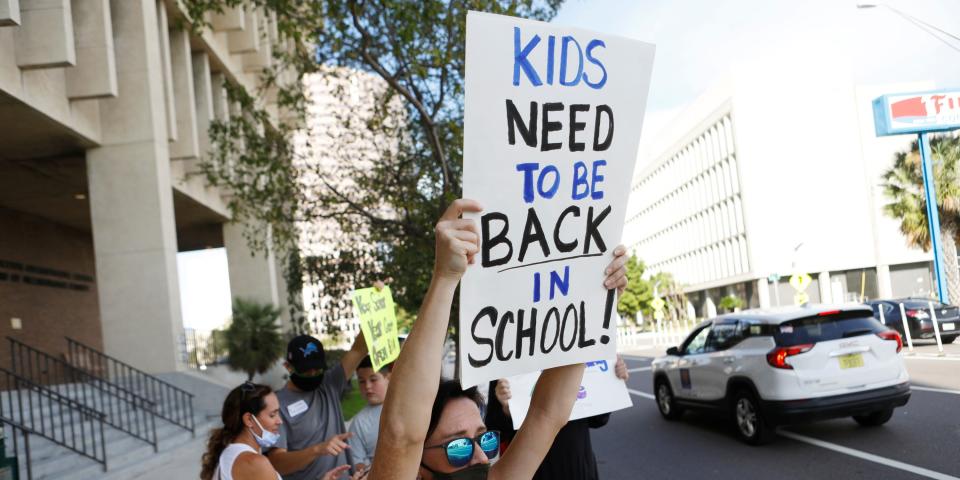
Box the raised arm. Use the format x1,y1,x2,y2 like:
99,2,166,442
341,331,368,379
490,362,584,480
369,199,482,480
491,245,629,480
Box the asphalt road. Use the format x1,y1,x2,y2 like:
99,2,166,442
593,341,960,480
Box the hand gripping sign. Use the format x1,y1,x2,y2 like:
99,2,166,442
459,12,655,386
352,286,400,371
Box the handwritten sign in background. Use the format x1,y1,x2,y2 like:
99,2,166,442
352,286,400,371
459,12,655,386
506,356,633,430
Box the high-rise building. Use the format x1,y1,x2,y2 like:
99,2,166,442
0,1,293,373
625,64,947,316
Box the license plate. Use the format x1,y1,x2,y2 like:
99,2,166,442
839,353,864,369
944,322,956,331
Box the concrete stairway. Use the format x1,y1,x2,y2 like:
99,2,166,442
2,383,215,480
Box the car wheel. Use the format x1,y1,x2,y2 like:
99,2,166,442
940,335,957,345
654,378,684,420
732,390,774,445
853,408,894,427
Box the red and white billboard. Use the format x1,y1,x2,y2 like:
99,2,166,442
873,89,960,136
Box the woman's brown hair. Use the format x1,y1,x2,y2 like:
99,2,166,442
200,382,273,480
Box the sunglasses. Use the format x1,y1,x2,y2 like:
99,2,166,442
425,431,500,468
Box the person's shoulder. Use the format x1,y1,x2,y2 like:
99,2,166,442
233,451,275,475
353,404,380,424
274,385,296,403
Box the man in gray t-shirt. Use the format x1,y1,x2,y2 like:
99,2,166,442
267,333,367,480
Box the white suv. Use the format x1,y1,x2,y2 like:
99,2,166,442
651,304,910,445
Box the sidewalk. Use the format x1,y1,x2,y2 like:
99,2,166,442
124,429,208,479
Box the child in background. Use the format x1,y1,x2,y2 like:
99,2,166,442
348,356,392,469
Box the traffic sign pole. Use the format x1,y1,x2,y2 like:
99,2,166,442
919,132,949,304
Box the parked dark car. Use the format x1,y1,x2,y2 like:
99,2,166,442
864,298,959,344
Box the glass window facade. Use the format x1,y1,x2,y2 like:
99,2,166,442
628,113,749,286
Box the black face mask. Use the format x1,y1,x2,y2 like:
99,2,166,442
421,462,490,480
290,371,324,391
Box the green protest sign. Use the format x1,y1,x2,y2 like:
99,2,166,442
352,286,401,371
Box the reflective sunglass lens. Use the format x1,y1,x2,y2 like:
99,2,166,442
446,438,473,467
479,431,499,458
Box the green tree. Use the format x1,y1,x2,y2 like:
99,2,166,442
719,295,744,313
650,271,690,323
617,255,653,323
303,0,564,319
881,135,960,302
188,0,565,335
224,298,285,381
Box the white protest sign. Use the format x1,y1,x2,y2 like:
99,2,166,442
459,11,655,386
506,356,633,429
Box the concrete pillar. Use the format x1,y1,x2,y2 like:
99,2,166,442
155,0,177,141
210,5,243,31
168,28,199,159
15,0,76,68
0,0,21,26
877,264,893,299
818,271,831,304
87,0,184,374
191,52,214,164
66,0,118,99
757,278,771,308
210,72,229,121
224,222,283,324
228,8,259,54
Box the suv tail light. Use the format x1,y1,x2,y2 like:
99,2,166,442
877,330,903,353
766,344,814,370
905,309,930,320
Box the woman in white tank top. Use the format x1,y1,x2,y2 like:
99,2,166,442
201,382,283,480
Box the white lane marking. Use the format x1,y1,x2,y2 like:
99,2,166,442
627,367,652,373
628,389,655,400
778,430,960,480
912,386,960,396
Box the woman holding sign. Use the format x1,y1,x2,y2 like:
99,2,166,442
368,199,628,480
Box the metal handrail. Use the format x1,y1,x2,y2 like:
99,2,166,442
8,338,158,451
0,418,35,480
65,337,195,436
0,367,108,475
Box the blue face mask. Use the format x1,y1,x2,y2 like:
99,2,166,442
249,414,280,449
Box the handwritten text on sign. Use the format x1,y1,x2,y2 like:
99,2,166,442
352,286,400,371
459,12,655,386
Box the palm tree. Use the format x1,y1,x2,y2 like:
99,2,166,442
881,134,960,303
224,297,285,381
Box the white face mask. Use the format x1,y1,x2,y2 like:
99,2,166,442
249,414,280,449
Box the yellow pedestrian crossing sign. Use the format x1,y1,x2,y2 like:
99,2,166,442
789,273,812,292
651,297,666,311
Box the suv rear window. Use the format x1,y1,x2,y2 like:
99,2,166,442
774,311,885,346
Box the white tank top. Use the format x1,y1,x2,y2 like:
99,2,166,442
215,443,282,480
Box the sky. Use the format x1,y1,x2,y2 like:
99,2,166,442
178,248,232,332
552,0,960,148
177,0,960,331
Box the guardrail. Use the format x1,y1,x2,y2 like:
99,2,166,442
8,337,158,451
66,337,195,436
0,366,108,477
